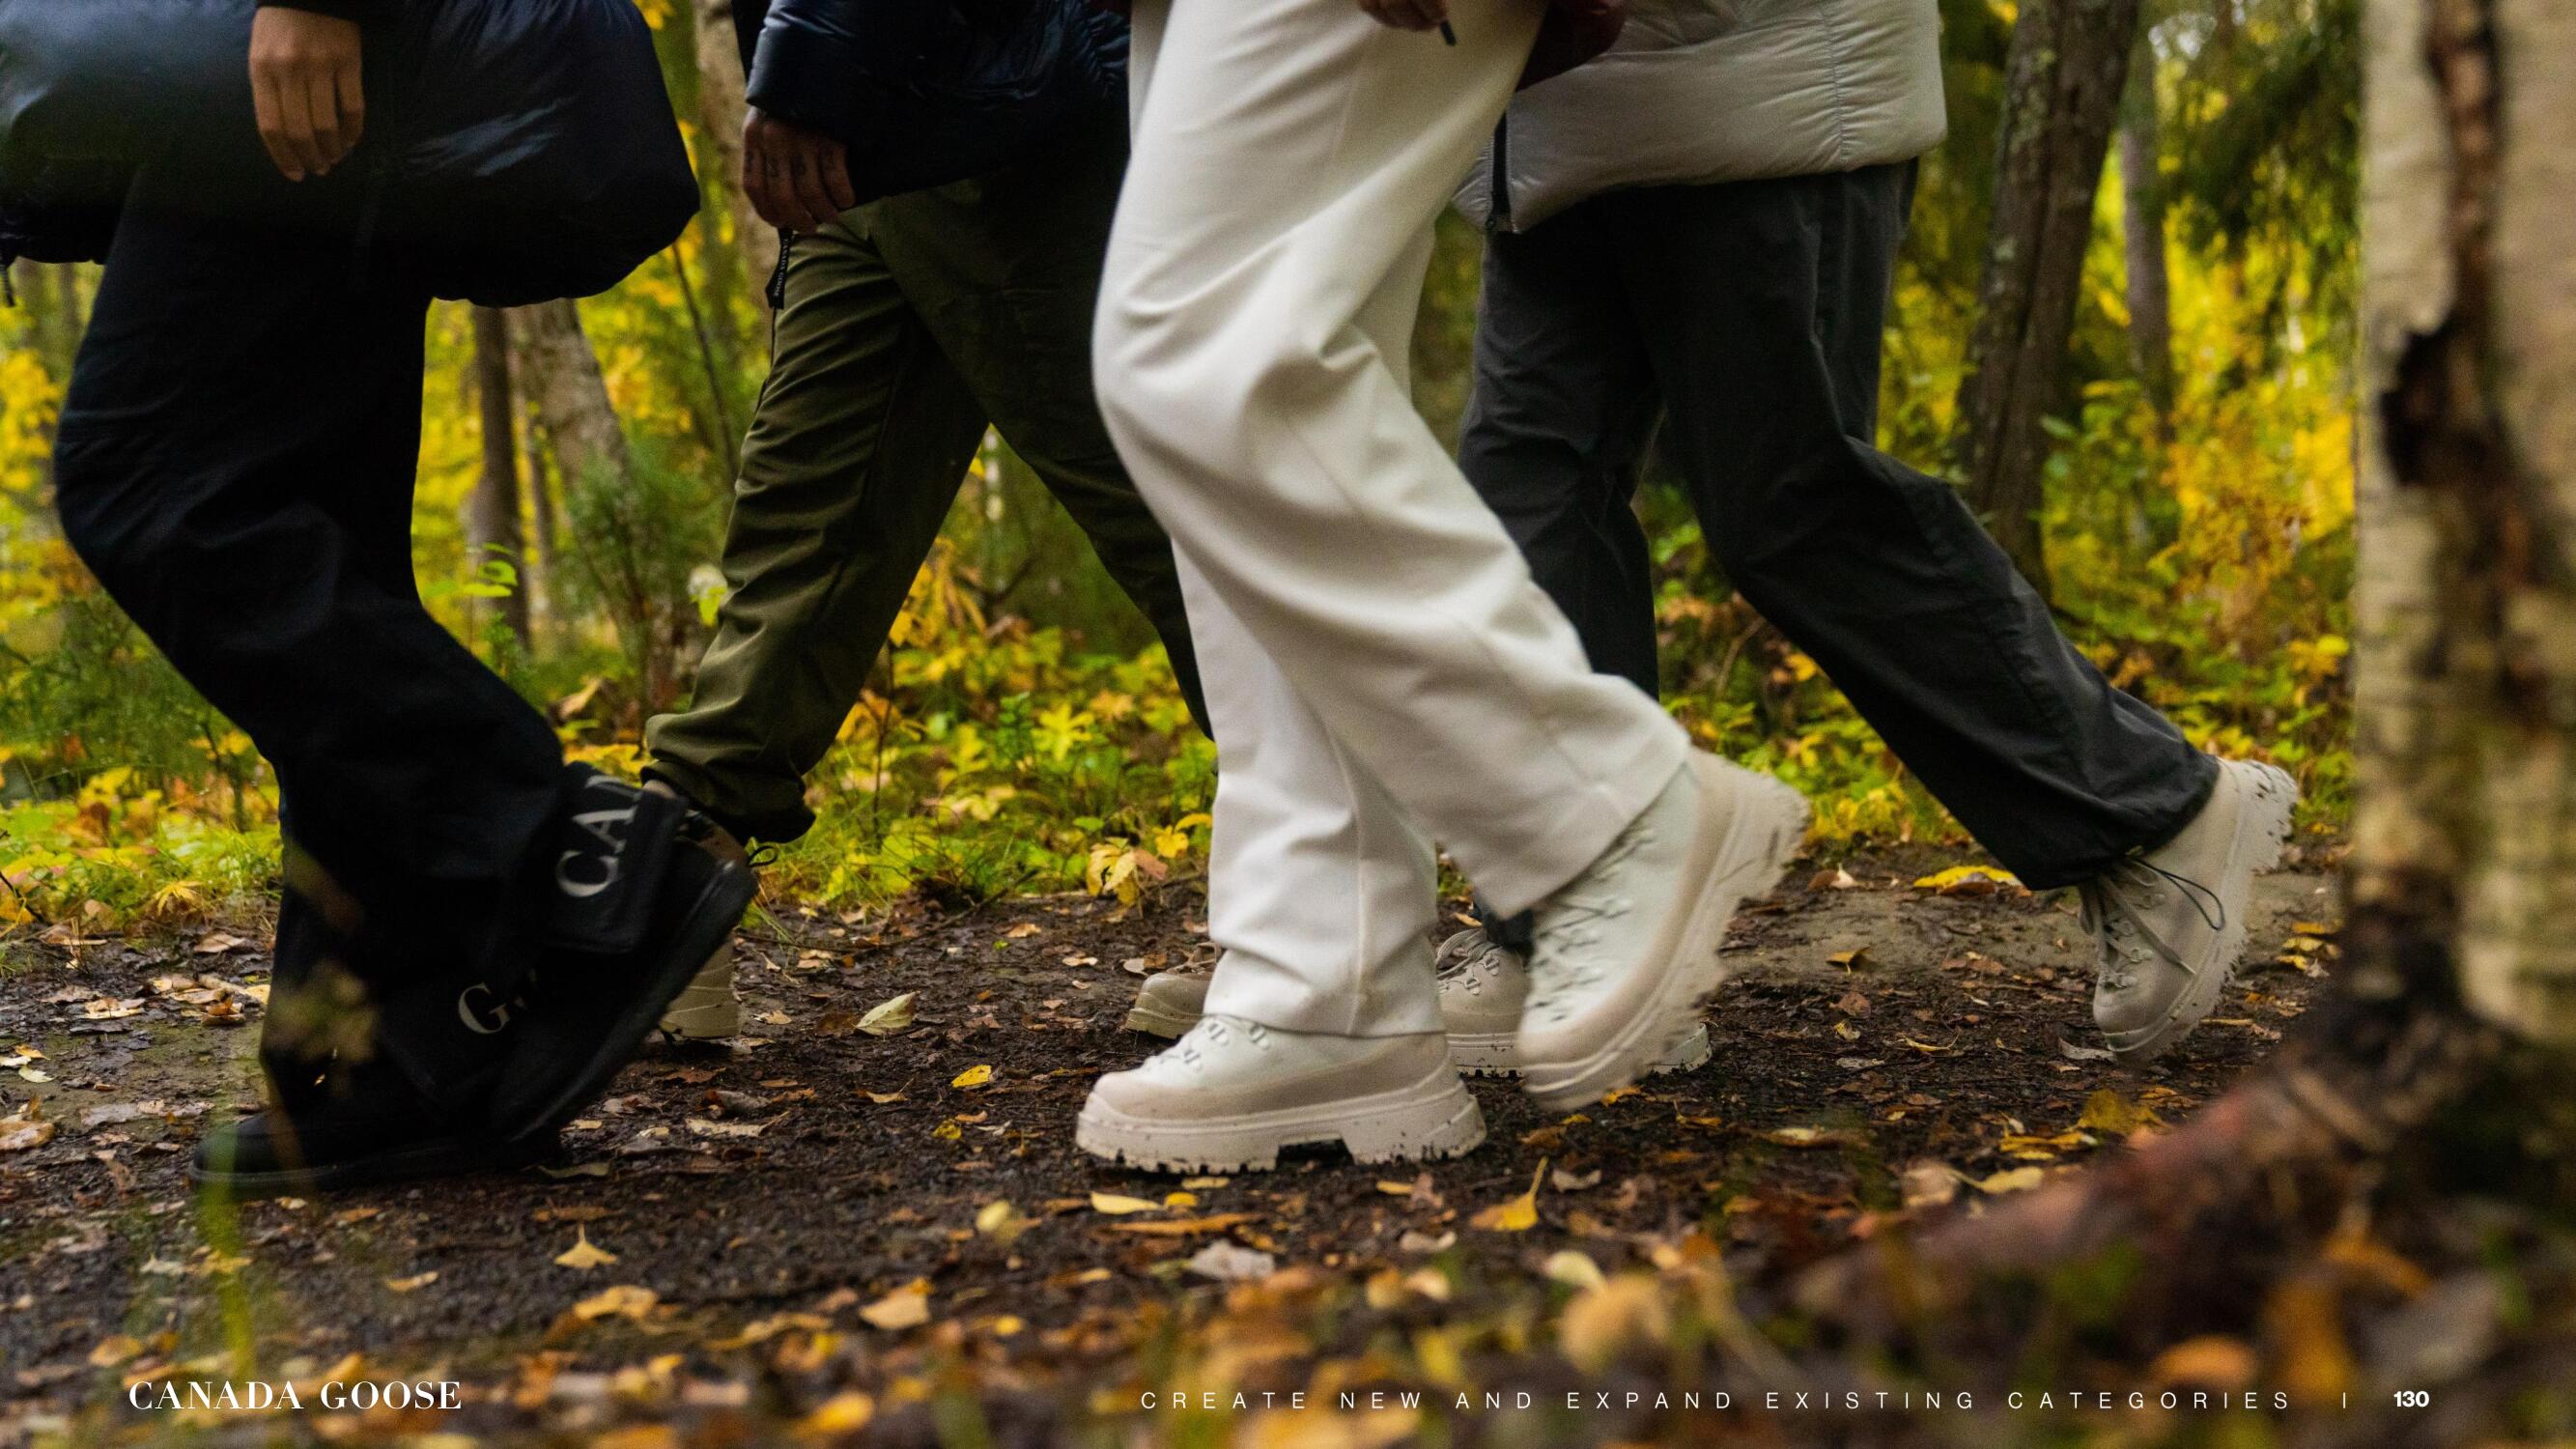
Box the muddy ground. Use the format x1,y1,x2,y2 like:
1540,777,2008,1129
0,845,2352,1444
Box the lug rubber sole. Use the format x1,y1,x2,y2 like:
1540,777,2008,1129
1074,1064,1486,1174
2104,761,2300,1064
186,1132,557,1198
1451,1022,1710,1078
1122,999,1201,1039
1520,762,1808,1113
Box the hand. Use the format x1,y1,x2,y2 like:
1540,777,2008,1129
743,108,858,234
249,8,366,181
1359,0,1448,31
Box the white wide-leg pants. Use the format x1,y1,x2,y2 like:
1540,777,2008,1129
1098,0,1689,1037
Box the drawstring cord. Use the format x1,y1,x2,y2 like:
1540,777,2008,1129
767,231,796,314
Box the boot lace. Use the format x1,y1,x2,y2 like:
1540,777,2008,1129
1526,824,1653,1021
1435,929,1518,996
2079,856,2225,991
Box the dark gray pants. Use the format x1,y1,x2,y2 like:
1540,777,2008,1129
1462,161,2214,936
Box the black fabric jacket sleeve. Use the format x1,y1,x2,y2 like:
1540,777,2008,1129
744,0,918,140
733,0,770,83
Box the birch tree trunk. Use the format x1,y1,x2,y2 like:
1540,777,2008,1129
2353,0,2576,1043
1953,0,2142,598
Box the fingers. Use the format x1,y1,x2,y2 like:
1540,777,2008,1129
741,111,850,233
251,71,299,179
334,51,366,156
272,75,328,180
741,120,778,227
302,68,346,170
817,140,857,216
246,9,364,181
785,147,838,233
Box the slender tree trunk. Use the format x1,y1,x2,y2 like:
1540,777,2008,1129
2119,30,2176,432
692,0,779,316
1952,0,2142,598
526,425,561,629
512,298,678,711
467,306,532,649
513,299,634,498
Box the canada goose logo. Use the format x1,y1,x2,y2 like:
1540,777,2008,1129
554,800,638,900
456,982,512,1036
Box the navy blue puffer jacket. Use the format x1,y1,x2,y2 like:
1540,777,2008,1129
735,0,1125,209
0,0,700,304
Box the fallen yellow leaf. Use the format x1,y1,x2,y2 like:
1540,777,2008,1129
572,1285,658,1321
1911,865,2024,895
384,1271,439,1293
0,1117,54,1152
799,1390,876,1436
1090,1191,1159,1215
1469,1158,1546,1232
1974,1166,2046,1194
858,1280,931,1330
2076,1089,2157,1136
1558,1275,1671,1375
553,1228,618,1270
949,1064,994,1089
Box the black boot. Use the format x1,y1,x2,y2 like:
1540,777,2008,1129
487,769,757,1140
188,1057,552,1196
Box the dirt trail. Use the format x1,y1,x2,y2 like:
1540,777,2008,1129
0,849,2340,1442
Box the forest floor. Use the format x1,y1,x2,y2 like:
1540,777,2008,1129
8,836,2549,1448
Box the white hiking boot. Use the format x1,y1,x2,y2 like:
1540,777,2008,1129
1124,964,1210,1037
1434,926,1709,1076
643,780,747,1042
1075,1014,1485,1174
1515,752,1807,1112
1123,936,1711,1076
2081,757,2299,1063
656,944,740,1041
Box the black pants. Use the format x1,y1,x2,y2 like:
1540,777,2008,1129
1461,161,2215,928
52,168,566,1107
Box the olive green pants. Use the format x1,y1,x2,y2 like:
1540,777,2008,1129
644,113,1204,843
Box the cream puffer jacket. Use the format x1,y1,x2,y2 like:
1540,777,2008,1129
1457,0,1948,232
